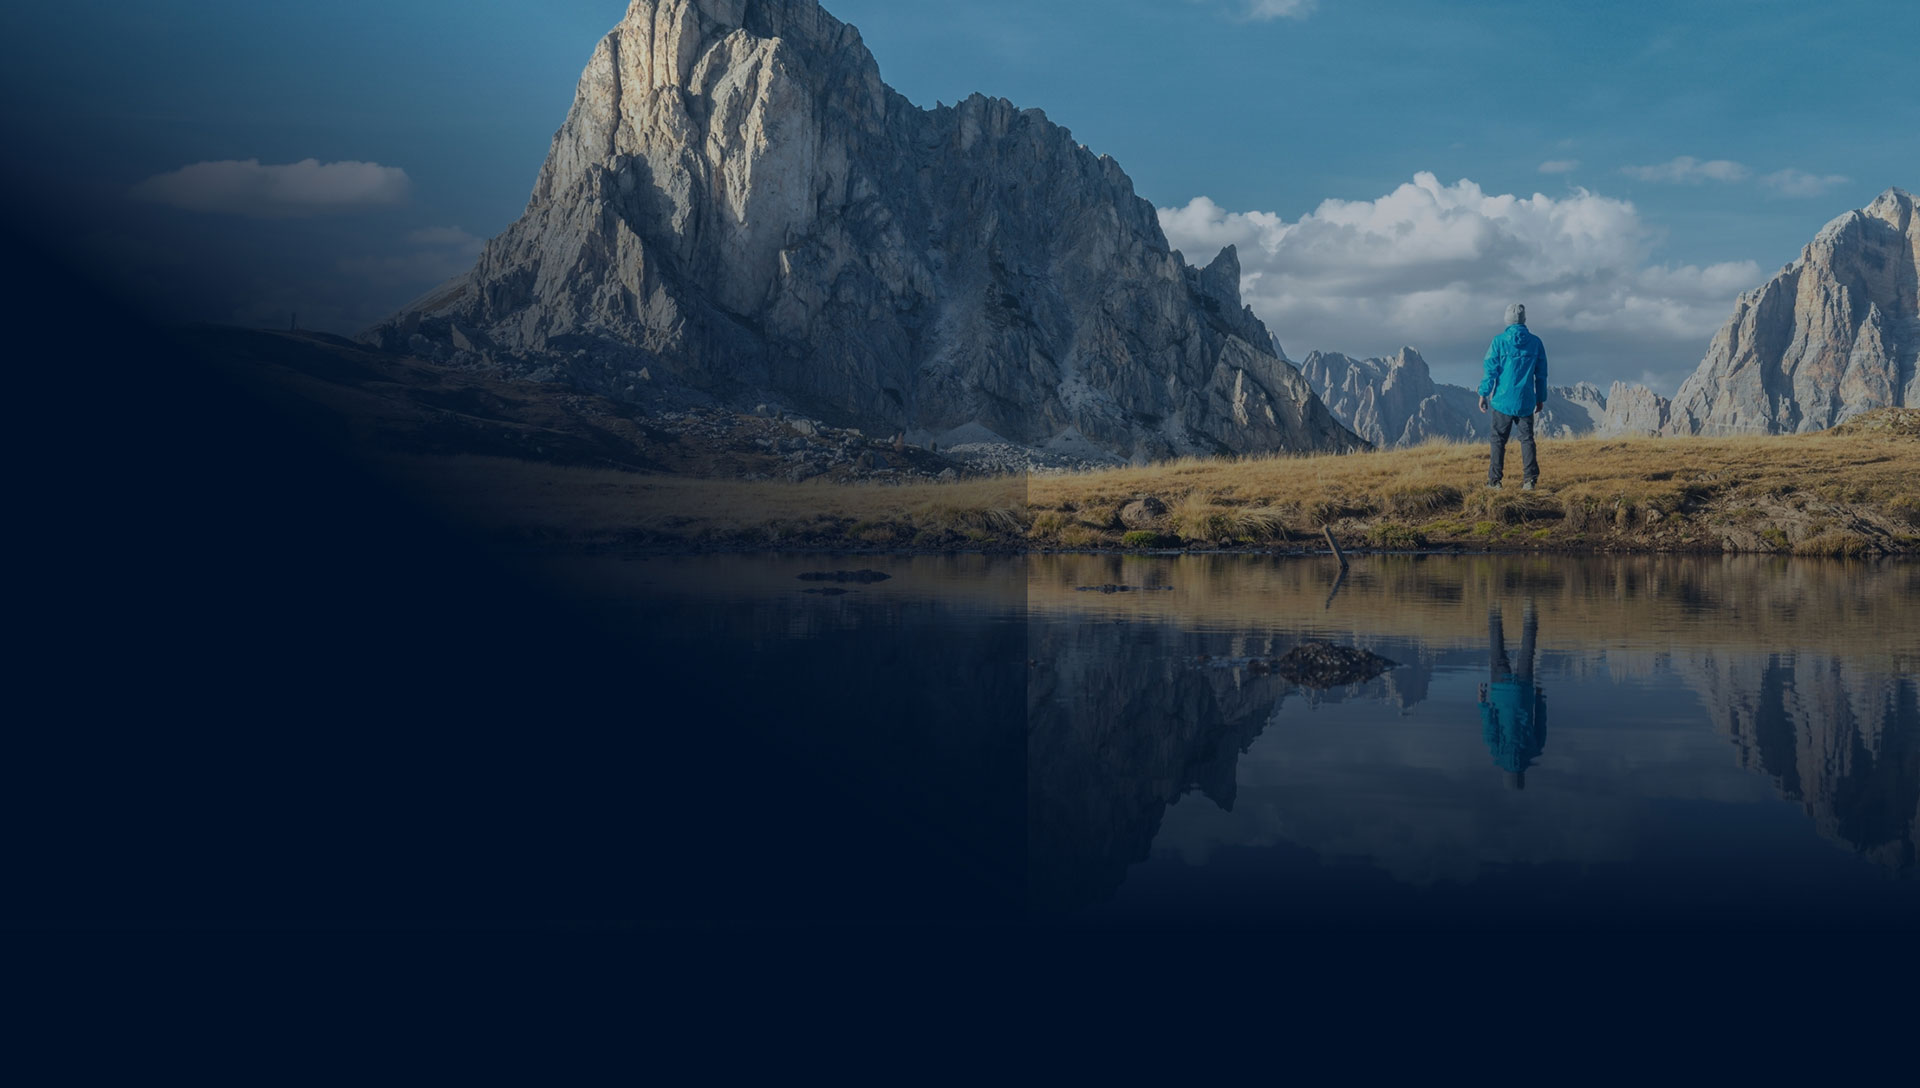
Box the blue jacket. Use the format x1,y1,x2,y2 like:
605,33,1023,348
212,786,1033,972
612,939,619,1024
1480,681,1546,775
1478,324,1549,417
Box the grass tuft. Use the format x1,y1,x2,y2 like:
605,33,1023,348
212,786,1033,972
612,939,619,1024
1382,482,1463,517
1793,530,1873,558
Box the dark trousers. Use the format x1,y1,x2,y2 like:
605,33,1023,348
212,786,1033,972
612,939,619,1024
1489,607,1537,684
1489,410,1538,485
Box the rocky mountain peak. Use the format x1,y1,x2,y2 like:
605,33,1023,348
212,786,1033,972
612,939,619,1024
1384,346,1429,377
1865,186,1914,231
365,0,1361,460
1196,244,1242,303
1671,185,1919,434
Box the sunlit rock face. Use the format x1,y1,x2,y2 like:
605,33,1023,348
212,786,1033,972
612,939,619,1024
366,0,1361,460
1670,187,1919,435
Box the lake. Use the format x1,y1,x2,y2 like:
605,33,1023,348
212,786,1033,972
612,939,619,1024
562,552,1919,927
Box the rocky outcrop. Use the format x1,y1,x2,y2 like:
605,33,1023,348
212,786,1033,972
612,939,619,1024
1597,381,1676,437
1296,347,1483,447
1669,187,1919,435
1535,382,1606,438
365,0,1361,461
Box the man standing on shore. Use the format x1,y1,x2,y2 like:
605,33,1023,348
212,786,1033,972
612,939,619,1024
1477,303,1549,491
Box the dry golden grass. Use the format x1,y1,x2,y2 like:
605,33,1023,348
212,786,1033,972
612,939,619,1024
1022,430,1920,555
382,424,1920,556
385,454,1026,550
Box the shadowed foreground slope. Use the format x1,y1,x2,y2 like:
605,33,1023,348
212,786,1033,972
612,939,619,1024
202,325,1919,557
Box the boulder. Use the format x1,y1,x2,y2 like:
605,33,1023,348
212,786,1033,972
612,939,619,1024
1120,496,1168,529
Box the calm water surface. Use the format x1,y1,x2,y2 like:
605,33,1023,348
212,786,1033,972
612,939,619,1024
573,553,1918,927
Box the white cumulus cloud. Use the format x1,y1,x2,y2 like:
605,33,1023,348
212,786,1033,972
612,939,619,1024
405,225,486,252
1620,156,1750,184
1538,160,1580,174
1242,0,1318,19
1157,173,1761,391
130,158,411,219
1760,169,1851,197
1191,0,1318,21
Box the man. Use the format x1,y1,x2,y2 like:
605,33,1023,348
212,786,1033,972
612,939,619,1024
1477,303,1549,491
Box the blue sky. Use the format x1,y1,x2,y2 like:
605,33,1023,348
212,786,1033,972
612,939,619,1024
3,0,1914,391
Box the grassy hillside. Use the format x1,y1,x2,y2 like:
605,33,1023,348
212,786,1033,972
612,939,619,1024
1019,419,1920,557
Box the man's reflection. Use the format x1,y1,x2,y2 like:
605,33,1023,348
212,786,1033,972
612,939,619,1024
1480,603,1546,789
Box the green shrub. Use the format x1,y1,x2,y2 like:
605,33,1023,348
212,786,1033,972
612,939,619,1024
1122,530,1181,549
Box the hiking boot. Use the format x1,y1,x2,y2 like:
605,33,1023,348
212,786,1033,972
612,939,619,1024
1521,480,1536,492
1485,483,1502,491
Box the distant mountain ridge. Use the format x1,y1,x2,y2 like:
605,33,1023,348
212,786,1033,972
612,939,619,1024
365,0,1361,461
1295,187,1916,444
1295,347,1664,446
1296,347,1482,447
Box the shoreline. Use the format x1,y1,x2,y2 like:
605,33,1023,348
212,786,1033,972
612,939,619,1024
494,537,1920,562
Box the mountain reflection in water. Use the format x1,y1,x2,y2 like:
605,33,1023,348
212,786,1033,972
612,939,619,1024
1024,555,1918,921
572,553,1916,925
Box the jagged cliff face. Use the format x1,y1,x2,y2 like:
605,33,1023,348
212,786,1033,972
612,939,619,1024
368,0,1360,460
1671,187,1919,435
1297,347,1483,447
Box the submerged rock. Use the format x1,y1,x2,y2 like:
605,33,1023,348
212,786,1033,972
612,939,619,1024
797,569,891,583
1273,641,1398,689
